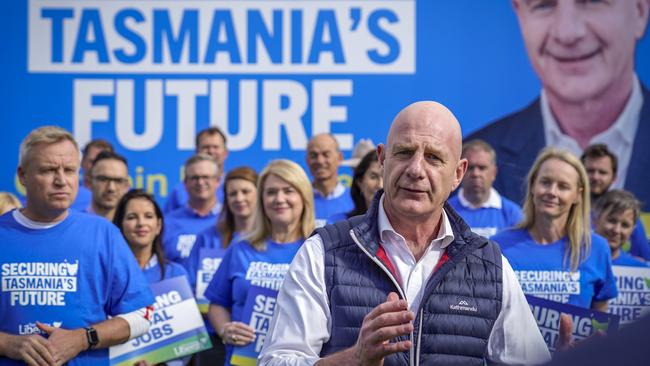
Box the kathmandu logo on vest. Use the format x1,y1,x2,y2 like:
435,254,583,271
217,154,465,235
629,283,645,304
449,299,478,313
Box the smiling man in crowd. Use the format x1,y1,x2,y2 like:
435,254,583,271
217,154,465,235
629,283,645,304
468,0,650,212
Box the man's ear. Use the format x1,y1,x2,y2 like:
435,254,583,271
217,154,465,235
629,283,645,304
377,144,386,166
452,158,469,191
17,166,26,187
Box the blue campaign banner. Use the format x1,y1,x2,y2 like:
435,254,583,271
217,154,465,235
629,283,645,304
109,276,212,366
2,0,650,208
526,295,620,353
231,285,278,366
196,247,226,313
609,265,650,325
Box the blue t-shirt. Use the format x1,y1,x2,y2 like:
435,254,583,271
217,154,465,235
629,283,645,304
628,219,650,261
313,186,354,227
491,228,618,308
164,181,225,213
448,194,522,238
70,185,92,211
0,210,154,365
184,227,238,290
204,239,303,366
613,251,649,268
142,257,190,284
162,206,220,263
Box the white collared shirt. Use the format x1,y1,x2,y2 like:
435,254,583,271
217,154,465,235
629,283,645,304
458,187,502,210
313,181,347,199
542,75,643,189
259,195,550,366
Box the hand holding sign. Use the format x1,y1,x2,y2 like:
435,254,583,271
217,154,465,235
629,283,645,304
221,321,255,346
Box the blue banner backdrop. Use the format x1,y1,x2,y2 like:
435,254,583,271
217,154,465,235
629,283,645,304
2,0,650,204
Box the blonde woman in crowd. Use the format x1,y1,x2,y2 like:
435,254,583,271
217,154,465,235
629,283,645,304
491,148,617,310
0,192,21,215
204,160,314,366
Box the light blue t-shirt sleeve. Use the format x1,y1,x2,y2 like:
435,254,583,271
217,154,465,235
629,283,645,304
630,219,650,260
185,232,205,291
504,199,524,228
204,243,235,308
593,237,619,303
107,227,155,315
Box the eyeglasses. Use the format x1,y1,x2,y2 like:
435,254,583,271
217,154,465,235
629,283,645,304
187,175,217,183
92,175,129,186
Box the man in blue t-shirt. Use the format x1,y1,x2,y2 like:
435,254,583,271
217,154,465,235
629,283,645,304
306,133,354,228
86,151,131,221
71,139,114,211
163,154,222,264
165,127,228,213
581,144,650,260
449,140,523,238
0,127,154,365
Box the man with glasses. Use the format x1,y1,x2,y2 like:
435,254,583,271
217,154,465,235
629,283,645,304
87,151,131,221
163,154,222,264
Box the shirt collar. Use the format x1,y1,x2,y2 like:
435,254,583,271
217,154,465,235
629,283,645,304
144,255,158,270
541,74,643,150
377,194,455,250
13,209,66,229
313,182,346,199
457,187,502,209
187,201,222,217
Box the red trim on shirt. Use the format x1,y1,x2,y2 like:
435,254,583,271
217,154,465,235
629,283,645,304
433,249,450,273
376,245,402,284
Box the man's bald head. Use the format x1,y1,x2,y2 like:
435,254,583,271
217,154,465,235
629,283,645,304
387,101,464,161
379,101,468,226
306,133,343,187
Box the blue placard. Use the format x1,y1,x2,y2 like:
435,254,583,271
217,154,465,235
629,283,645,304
609,265,650,325
526,295,620,353
230,285,279,366
109,276,212,366
196,247,226,313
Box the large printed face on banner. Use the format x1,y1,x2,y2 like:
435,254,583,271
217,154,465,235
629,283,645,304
18,140,80,218
380,103,466,221
531,158,581,221
513,0,649,103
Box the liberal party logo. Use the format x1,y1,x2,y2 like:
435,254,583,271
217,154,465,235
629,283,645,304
18,321,63,335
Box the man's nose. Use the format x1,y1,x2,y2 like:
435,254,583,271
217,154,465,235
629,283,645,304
550,2,586,46
405,153,425,179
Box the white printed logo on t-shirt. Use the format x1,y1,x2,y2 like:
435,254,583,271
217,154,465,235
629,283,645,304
1,260,79,306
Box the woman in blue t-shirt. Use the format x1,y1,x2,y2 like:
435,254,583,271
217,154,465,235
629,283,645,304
185,166,258,366
204,160,315,365
594,190,648,268
491,148,618,310
113,189,190,366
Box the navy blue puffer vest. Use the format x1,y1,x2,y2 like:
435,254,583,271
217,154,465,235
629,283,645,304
315,192,503,366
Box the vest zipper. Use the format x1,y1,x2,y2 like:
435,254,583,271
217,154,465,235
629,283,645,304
415,308,423,366
349,229,415,366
